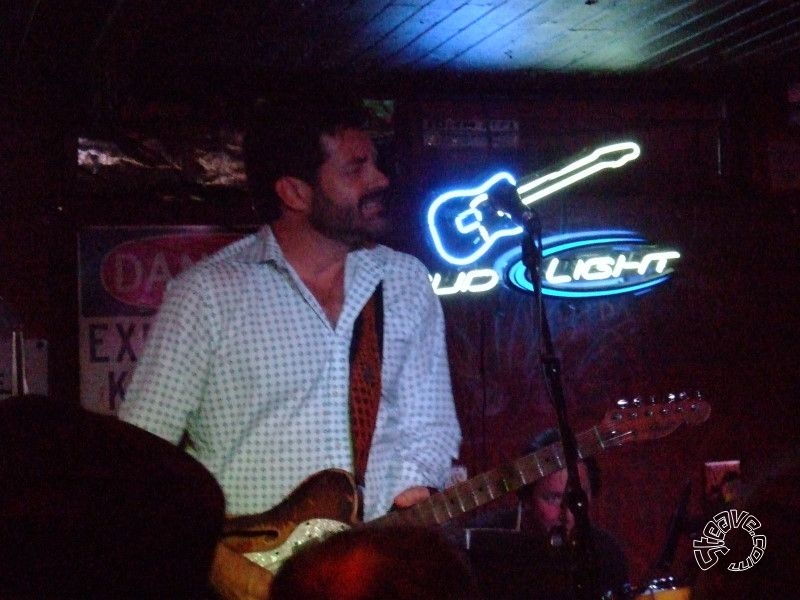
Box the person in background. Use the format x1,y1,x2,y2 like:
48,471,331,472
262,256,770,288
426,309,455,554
465,428,629,600
118,85,461,600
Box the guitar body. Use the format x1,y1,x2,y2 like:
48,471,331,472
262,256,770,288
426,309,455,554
221,469,359,573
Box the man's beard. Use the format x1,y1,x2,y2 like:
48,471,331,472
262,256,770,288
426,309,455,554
308,187,388,248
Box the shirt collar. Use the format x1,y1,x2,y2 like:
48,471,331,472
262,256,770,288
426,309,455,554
244,224,388,279
251,225,286,265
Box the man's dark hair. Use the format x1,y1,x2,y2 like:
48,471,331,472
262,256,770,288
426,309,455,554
244,86,370,221
517,427,602,500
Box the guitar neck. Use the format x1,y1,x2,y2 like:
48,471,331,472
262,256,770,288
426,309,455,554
375,425,609,529
374,395,709,529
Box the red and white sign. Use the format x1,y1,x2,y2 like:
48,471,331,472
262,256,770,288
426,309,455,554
78,226,251,414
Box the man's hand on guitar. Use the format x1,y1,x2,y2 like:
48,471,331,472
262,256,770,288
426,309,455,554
392,485,433,509
210,542,274,600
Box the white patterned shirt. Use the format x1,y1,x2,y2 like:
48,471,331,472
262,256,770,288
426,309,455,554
119,226,461,520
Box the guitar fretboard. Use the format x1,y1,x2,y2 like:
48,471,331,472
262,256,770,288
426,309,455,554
376,425,615,528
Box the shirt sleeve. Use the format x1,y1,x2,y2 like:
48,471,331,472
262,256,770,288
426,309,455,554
118,272,214,445
388,257,462,497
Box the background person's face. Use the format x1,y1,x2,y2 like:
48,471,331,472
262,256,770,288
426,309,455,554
529,462,593,539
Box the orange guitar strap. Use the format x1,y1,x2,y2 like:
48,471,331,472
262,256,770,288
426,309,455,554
348,284,383,487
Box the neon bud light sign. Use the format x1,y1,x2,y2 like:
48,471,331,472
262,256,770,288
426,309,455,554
498,231,680,298
426,142,681,298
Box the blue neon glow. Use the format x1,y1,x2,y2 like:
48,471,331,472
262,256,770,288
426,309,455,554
542,234,646,257
422,142,677,299
497,230,679,299
507,260,671,298
426,142,641,267
427,171,521,266
494,230,642,269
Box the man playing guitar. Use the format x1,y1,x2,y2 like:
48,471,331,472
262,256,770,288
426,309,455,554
119,85,462,599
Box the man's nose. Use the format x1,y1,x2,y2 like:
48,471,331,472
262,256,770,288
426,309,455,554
370,163,390,189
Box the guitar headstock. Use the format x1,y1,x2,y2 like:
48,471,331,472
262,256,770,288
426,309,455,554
600,391,710,446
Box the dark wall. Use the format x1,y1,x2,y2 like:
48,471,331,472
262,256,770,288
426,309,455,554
0,81,80,400
2,72,798,590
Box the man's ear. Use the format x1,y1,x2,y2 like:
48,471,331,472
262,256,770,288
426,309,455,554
274,176,313,212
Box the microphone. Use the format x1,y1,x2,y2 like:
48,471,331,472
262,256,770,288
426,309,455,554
486,179,532,225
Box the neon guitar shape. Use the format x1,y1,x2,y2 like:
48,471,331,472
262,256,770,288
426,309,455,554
427,141,641,266
221,393,708,576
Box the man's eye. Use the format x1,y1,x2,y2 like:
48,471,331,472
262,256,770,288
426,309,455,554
344,164,364,176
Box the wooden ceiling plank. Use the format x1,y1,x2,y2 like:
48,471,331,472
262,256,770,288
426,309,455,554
351,0,472,70
661,6,800,69
383,2,506,69
475,0,658,72
321,2,422,67
429,0,549,70
544,0,710,72
632,0,774,68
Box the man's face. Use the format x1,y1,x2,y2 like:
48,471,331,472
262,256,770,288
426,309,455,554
528,462,593,541
309,128,390,247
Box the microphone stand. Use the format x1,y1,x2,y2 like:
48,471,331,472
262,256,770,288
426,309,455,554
517,208,599,600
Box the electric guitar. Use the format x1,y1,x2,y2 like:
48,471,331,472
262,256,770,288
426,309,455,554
221,393,709,574
427,141,641,266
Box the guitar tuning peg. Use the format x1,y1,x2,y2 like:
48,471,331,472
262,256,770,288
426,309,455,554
667,392,677,403
678,391,689,401
632,396,643,407
648,395,657,404
616,398,629,408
